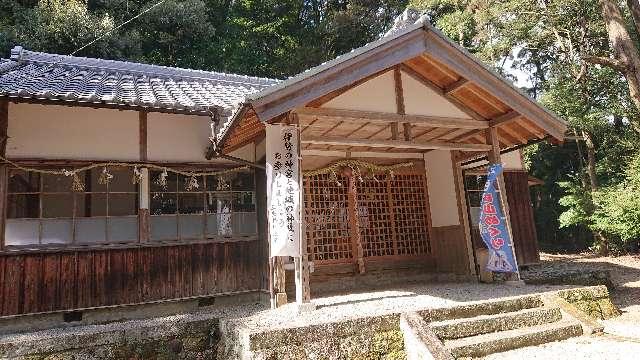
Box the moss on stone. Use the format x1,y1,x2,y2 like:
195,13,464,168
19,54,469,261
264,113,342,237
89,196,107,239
557,286,620,320
370,329,406,360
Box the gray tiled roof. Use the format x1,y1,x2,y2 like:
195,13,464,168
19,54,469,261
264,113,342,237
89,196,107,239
0,46,279,114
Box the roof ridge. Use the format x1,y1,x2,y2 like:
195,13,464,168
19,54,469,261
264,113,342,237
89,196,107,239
10,46,279,87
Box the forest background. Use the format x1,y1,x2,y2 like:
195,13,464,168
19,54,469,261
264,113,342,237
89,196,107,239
2,0,640,254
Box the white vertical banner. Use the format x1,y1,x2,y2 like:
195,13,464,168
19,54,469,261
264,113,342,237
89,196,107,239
266,124,301,257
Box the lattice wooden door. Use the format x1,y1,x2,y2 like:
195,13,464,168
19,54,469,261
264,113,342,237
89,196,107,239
304,173,352,264
304,170,431,266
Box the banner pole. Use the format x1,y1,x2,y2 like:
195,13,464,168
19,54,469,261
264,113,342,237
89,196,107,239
485,128,522,283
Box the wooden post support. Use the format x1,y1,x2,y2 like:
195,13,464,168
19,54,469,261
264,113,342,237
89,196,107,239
347,172,365,274
138,112,150,243
451,151,477,276
0,100,8,251
293,117,313,310
272,257,287,308
485,127,521,282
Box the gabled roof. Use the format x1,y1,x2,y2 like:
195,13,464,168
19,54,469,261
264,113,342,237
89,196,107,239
217,16,567,153
0,46,279,115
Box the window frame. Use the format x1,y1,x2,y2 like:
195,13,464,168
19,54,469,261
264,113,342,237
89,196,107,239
4,165,139,249
148,168,258,242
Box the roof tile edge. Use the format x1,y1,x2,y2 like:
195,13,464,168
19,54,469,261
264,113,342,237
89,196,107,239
10,46,280,87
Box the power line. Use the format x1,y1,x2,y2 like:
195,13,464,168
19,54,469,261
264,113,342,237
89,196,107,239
4,0,167,93
69,0,167,57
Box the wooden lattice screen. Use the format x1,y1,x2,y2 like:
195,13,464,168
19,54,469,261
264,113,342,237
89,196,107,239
356,175,395,258
304,173,352,263
391,174,431,255
304,170,431,266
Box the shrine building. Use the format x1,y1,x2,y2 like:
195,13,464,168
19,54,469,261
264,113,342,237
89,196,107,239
0,13,565,318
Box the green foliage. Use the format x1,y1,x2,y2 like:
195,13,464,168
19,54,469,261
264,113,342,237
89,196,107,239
589,153,640,252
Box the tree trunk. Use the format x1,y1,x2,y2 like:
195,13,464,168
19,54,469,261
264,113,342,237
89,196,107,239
581,130,598,191
627,0,640,36
596,0,640,134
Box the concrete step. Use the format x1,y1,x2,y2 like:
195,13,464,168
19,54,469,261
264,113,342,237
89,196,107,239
421,295,544,323
445,320,583,358
429,307,562,340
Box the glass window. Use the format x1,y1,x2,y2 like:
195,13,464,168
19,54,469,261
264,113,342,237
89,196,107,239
5,167,139,247
150,169,256,241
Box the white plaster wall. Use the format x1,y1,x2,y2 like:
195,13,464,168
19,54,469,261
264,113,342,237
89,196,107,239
502,149,524,170
147,112,213,162
322,70,397,113
318,69,472,120
402,72,471,118
424,150,460,227
7,103,139,160
255,137,266,161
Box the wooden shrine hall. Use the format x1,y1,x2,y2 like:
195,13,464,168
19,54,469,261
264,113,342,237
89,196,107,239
0,12,564,319
215,14,567,306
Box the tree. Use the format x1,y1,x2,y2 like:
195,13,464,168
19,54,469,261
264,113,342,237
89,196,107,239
584,0,640,134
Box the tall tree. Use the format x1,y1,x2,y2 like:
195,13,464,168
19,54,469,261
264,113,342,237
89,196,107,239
585,0,640,134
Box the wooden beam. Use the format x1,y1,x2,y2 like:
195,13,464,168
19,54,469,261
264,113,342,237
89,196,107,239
294,107,488,130
424,31,566,139
421,54,459,80
489,110,520,127
391,122,399,140
400,63,487,121
302,136,492,152
139,111,148,161
394,67,406,115
517,118,546,139
253,30,428,121
301,149,423,158
403,122,412,141
445,78,468,94
451,151,476,276
0,100,7,251
500,123,529,144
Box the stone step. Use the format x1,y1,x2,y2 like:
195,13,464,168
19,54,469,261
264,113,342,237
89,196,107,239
429,307,562,340
445,320,583,358
421,295,544,323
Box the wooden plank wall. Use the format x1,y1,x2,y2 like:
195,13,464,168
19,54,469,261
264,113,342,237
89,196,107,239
430,225,469,275
503,171,540,265
0,240,262,317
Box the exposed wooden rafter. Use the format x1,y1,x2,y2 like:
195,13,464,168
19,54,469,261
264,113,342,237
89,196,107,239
302,136,492,152
445,78,468,94
294,107,488,130
489,110,520,127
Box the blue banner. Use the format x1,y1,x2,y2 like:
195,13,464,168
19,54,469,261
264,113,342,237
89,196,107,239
479,164,517,273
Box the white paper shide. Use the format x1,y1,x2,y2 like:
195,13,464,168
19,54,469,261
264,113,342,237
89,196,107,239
266,124,301,257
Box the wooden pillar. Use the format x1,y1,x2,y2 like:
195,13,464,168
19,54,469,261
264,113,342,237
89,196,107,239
293,115,312,307
451,151,477,276
271,257,287,308
0,100,8,251
347,172,365,273
138,111,150,243
485,127,521,281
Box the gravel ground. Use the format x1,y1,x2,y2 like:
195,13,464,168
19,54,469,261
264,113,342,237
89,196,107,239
483,335,640,360
483,253,640,359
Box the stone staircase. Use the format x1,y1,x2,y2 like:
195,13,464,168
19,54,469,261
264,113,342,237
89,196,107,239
404,295,585,359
